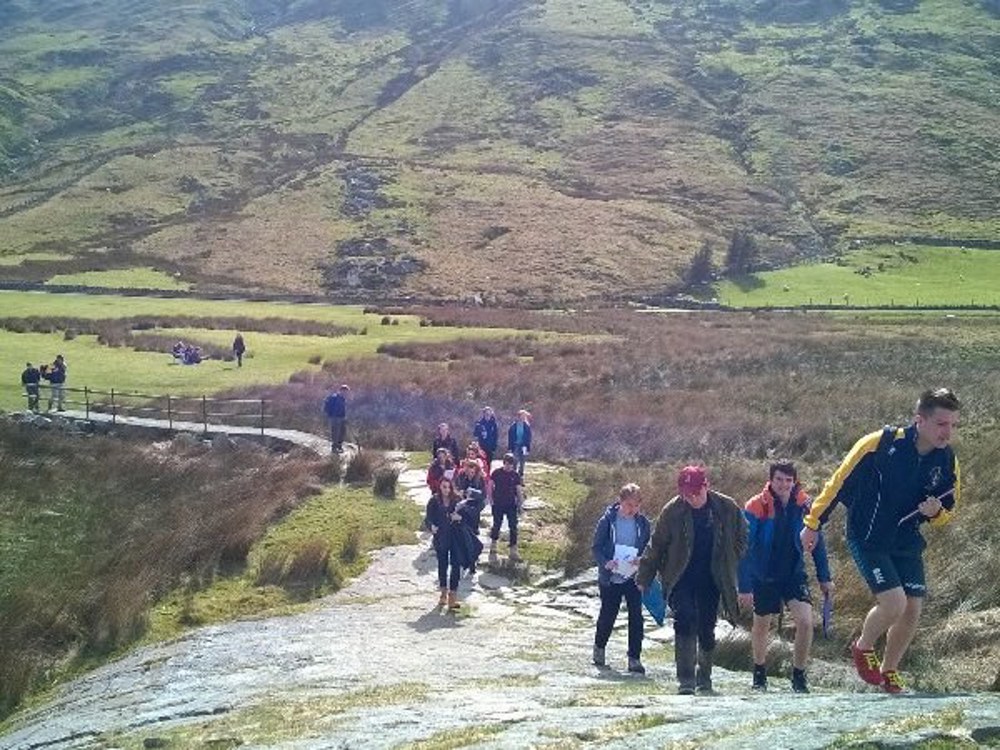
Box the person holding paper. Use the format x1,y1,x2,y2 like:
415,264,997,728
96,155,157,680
591,483,651,674
801,388,961,694
738,460,832,693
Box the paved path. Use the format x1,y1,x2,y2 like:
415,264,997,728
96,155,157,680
3,462,999,748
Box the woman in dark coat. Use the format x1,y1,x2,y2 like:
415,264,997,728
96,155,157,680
425,478,480,609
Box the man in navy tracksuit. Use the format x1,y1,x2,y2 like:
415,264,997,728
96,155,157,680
802,388,960,694
591,483,651,674
738,460,832,693
323,384,349,452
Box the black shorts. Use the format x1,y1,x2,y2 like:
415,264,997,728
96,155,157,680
752,576,811,617
847,537,926,597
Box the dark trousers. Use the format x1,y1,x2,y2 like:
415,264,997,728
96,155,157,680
490,505,518,546
436,546,461,591
25,384,39,411
595,579,644,658
669,579,720,651
236,352,243,367
329,417,346,450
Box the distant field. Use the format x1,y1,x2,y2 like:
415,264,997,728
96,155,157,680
44,267,191,290
0,292,538,410
716,244,1000,308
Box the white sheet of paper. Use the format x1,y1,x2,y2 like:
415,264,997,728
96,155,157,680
613,544,639,578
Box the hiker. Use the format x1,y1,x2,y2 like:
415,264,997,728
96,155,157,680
21,362,41,411
454,458,488,573
426,448,455,496
591,483,651,674
432,422,460,464
182,345,202,365
232,333,246,367
43,354,67,411
473,406,499,466
323,384,350,453
425,478,480,610
738,460,833,693
637,465,747,695
488,452,524,563
464,442,490,479
801,388,961,694
507,408,532,478
172,340,186,361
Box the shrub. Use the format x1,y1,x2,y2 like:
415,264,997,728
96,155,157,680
307,354,322,365
339,528,363,564
284,539,332,589
254,550,289,587
373,464,400,498
344,449,377,484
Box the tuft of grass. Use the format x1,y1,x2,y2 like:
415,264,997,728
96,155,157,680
373,463,400,499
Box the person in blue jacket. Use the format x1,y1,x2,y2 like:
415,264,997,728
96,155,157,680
738,460,832,693
507,409,532,477
323,384,349,452
473,406,499,467
591,483,651,674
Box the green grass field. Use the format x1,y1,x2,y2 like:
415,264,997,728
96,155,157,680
716,244,1000,308
0,292,541,409
45,267,192,290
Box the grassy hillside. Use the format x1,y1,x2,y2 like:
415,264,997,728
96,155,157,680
1,0,998,304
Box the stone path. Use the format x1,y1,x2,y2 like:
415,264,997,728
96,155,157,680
3,465,999,748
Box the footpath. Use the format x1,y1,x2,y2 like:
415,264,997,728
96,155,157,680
3,464,1000,749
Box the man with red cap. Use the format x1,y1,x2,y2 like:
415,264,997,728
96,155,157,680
637,465,747,695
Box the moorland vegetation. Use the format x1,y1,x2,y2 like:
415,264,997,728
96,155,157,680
1,0,998,304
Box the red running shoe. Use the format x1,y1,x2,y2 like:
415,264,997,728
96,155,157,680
881,670,905,694
851,640,884,685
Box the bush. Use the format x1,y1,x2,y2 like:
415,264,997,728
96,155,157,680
344,449,377,484
284,539,332,589
339,528,363,564
373,464,400,499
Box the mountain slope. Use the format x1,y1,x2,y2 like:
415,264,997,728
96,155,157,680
0,0,998,303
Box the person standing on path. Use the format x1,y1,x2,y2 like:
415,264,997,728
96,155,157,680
425,478,470,610
232,333,246,367
432,423,460,464
21,362,41,412
473,406,499,467
591,483,651,674
801,388,961,694
637,465,747,695
44,354,67,411
507,409,532,478
738,460,833,693
488,452,524,563
323,384,350,453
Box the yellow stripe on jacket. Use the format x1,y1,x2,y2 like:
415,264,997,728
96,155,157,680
803,429,889,531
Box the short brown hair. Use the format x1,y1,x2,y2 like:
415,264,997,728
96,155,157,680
917,388,961,416
619,482,641,500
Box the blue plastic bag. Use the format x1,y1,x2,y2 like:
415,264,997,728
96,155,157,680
642,578,667,626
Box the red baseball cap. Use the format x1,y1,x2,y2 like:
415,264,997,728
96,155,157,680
677,465,708,493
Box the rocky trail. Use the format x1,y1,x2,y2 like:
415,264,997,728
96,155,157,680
3,466,999,749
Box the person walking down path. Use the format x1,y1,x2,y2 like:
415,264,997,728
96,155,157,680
232,333,246,367
637,465,747,696
426,448,455,497
44,354,67,412
488,452,525,563
507,409,532,478
801,388,961,695
432,423,460,464
738,460,833,693
21,362,41,412
425,478,481,610
473,406,499,467
323,384,350,453
591,483,651,674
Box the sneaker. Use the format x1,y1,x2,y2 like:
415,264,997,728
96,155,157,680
628,657,646,675
881,670,905,694
791,668,809,694
851,639,884,685
592,646,606,667
752,665,768,692
677,685,695,696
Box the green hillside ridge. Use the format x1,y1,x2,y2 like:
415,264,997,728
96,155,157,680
1,0,998,303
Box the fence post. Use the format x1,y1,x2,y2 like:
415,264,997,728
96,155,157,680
111,388,116,425
202,395,208,434
260,399,266,436
167,395,173,430
85,386,90,420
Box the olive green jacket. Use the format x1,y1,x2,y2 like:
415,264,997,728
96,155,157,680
636,491,749,624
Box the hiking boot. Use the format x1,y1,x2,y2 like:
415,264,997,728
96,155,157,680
628,657,646,675
752,664,768,692
438,588,448,607
447,591,460,610
488,541,498,563
695,647,715,695
851,639,883,685
881,670,905,694
508,545,521,563
791,667,809,694
677,685,695,696
592,646,606,667
675,634,697,695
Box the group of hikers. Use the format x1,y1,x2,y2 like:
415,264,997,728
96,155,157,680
169,333,246,366
591,387,960,696
20,355,67,412
421,409,533,609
